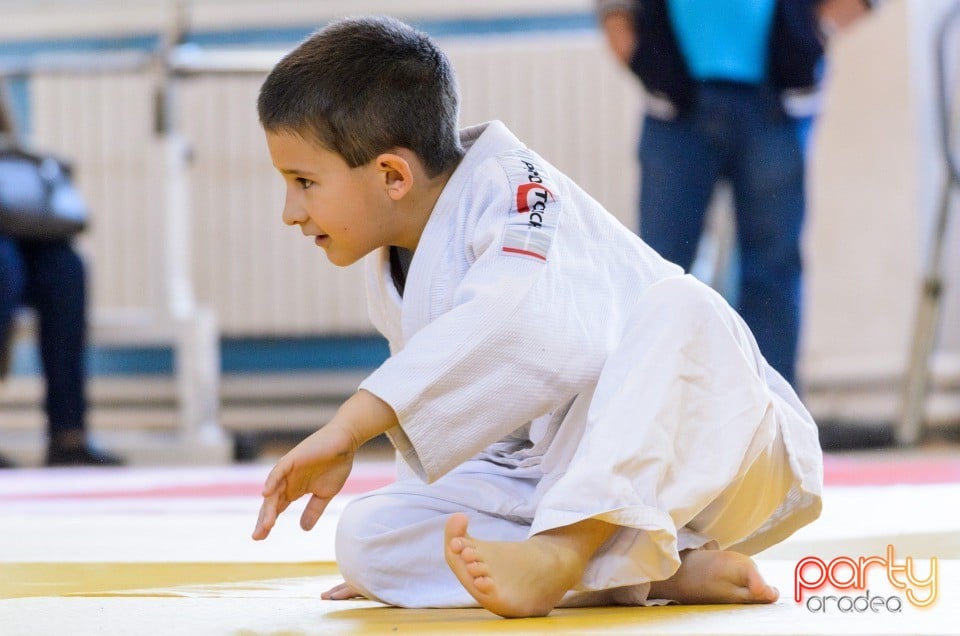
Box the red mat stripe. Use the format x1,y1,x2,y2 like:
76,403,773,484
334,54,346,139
0,475,394,502
820,455,960,487
0,455,956,501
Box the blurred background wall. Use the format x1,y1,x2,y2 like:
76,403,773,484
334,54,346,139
803,0,960,428
1,0,640,337
0,0,957,454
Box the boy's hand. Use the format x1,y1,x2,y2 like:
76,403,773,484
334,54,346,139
252,390,399,541
321,581,366,600
252,422,357,540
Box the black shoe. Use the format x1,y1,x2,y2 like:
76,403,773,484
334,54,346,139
45,444,124,467
0,451,17,469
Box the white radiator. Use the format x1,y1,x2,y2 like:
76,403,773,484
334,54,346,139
29,31,640,336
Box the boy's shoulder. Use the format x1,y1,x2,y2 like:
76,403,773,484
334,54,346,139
495,149,561,264
459,145,562,265
455,123,563,204
457,122,560,187
492,148,560,218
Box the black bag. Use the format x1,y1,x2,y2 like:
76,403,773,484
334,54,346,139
0,147,88,241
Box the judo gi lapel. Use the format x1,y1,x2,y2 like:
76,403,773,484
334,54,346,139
398,121,526,344
364,249,404,352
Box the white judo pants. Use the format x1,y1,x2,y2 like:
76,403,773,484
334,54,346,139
336,275,821,608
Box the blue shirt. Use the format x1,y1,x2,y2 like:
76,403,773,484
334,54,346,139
667,0,777,84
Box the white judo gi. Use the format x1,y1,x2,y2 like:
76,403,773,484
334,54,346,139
337,120,823,608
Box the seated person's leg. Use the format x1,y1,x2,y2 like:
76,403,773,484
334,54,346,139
0,236,26,468
0,236,26,358
19,239,121,466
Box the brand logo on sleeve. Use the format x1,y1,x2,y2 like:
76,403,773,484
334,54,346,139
498,151,560,262
515,182,555,217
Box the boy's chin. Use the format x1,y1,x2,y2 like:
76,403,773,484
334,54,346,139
324,249,364,267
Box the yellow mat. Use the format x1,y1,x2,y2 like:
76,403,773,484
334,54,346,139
2,559,957,635
0,562,338,598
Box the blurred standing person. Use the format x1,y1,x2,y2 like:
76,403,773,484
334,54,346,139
597,0,875,388
0,87,122,467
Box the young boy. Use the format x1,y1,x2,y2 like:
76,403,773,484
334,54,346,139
252,16,823,618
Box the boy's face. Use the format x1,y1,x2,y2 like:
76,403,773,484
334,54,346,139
265,130,396,266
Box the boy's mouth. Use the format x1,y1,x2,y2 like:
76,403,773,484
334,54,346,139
314,234,329,246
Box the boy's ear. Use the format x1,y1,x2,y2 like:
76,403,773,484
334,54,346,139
376,152,414,201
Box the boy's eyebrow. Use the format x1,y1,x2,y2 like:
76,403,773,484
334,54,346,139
277,167,315,176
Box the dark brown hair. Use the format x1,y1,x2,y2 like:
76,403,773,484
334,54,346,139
258,16,463,177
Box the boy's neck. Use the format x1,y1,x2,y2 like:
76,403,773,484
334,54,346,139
393,159,459,252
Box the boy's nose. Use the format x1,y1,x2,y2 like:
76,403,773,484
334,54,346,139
282,194,308,226
281,206,301,226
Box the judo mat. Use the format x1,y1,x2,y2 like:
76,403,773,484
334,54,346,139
2,450,959,635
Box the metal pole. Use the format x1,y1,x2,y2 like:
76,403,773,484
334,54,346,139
156,0,195,321
897,0,960,445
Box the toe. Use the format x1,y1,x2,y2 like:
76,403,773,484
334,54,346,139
445,513,474,555
445,512,470,537
743,566,778,603
461,545,481,563
473,575,495,594
466,559,489,578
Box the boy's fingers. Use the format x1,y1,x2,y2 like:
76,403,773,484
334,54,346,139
252,517,270,541
300,494,329,531
322,582,363,600
252,496,278,540
320,581,347,599
261,462,289,497
253,489,293,540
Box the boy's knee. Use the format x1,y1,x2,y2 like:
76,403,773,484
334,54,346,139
636,275,726,332
630,274,761,366
654,275,718,311
335,495,406,590
335,497,376,566
336,495,396,543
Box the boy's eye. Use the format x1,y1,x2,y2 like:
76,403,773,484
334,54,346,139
296,177,314,189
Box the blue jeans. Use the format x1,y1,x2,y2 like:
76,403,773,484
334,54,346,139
638,82,808,387
0,236,87,435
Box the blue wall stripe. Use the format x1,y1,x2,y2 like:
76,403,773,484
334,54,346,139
219,336,390,373
186,13,597,47
10,336,390,377
0,12,596,56
0,34,160,58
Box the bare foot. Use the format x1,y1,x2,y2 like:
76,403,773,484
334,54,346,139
321,581,366,600
443,513,612,618
649,549,779,604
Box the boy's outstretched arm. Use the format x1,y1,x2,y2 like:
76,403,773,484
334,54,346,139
252,389,398,540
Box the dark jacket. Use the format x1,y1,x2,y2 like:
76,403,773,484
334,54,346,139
629,0,825,114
